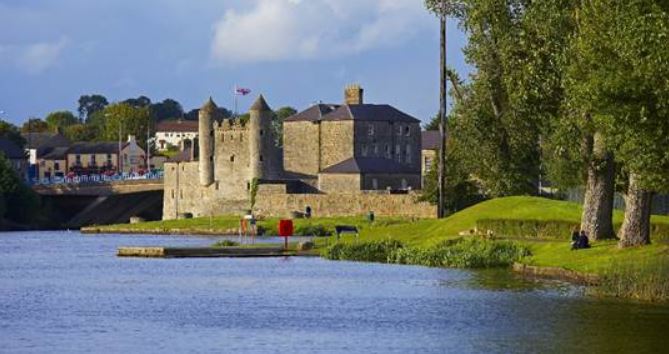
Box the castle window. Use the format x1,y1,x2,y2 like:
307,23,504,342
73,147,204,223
374,144,379,156
396,144,401,162
180,190,183,199
404,126,411,136
406,144,412,163
368,124,375,136
385,145,391,158
171,189,175,199
260,129,264,136
372,178,378,189
361,144,368,157
240,133,243,142
230,134,234,141
260,155,263,162
230,155,235,162
210,156,214,162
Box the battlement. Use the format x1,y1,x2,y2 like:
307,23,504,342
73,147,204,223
217,118,248,132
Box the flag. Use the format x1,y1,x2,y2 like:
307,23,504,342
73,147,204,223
235,87,251,96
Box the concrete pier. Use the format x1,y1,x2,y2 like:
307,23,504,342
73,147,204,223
117,246,295,258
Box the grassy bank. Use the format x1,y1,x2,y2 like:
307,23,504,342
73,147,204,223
90,196,669,302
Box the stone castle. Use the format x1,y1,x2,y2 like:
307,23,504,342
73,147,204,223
163,85,436,219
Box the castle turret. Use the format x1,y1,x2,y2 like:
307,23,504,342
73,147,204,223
198,97,216,186
248,94,275,180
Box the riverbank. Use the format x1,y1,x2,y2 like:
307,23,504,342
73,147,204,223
88,196,669,302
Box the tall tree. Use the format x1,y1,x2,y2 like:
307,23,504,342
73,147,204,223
569,0,669,247
272,106,297,147
101,103,152,150
78,94,109,123
45,111,78,133
21,118,50,133
122,96,152,108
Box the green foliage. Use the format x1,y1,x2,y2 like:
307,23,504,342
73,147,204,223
212,239,240,248
567,0,669,192
323,240,404,263
392,238,531,268
151,99,184,122
295,224,332,237
64,124,97,142
20,118,50,133
249,178,259,210
0,120,26,148
272,106,296,147
0,153,42,226
45,111,78,132
101,103,152,148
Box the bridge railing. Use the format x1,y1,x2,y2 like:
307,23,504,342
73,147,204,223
32,170,164,186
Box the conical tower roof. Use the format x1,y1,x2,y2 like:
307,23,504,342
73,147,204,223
201,97,218,113
249,94,271,112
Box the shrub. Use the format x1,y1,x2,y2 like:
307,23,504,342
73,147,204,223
295,224,332,236
390,238,531,268
476,219,578,240
323,240,404,263
212,239,239,248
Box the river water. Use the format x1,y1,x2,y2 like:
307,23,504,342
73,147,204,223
1,232,668,353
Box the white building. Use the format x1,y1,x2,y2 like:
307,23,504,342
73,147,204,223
155,120,198,151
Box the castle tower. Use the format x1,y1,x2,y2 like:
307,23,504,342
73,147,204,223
344,84,364,105
248,94,275,181
198,97,216,186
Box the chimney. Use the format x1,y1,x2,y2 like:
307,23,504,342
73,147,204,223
344,84,363,105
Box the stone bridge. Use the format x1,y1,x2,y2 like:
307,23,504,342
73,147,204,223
33,180,164,228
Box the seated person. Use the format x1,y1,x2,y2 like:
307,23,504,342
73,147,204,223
578,230,591,249
571,229,580,250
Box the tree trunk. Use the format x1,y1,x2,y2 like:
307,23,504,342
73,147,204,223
618,173,653,248
580,131,615,240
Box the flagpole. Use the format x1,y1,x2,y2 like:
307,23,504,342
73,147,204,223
233,84,238,118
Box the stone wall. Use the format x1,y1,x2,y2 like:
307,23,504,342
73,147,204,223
214,124,251,199
255,190,436,219
352,120,421,171
320,120,354,169
318,173,361,193
283,121,321,176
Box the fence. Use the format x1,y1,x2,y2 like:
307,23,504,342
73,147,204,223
561,188,669,215
32,170,164,186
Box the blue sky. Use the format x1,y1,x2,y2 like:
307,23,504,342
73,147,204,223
0,0,470,126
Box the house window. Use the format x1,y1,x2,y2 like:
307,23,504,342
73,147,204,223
405,144,412,163
54,162,60,170
372,178,378,189
401,178,408,189
424,157,433,172
395,144,401,162
397,125,403,136
385,145,391,158
374,144,379,156
361,144,368,157
368,124,375,136
404,126,411,136
259,155,263,162
91,154,97,166
75,155,81,166
107,154,112,166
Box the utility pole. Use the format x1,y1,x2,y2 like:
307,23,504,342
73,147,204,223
438,12,447,218
146,123,151,172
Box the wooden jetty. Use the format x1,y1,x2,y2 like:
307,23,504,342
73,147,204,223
117,246,296,258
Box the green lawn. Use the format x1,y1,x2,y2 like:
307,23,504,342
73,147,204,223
87,196,669,277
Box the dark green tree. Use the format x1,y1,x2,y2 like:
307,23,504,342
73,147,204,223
150,98,184,122
78,94,109,123
272,106,297,147
101,103,152,149
64,124,97,142
122,96,151,108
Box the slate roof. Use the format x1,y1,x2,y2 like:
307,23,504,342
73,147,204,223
286,104,420,123
421,130,443,150
0,138,25,159
284,104,340,122
22,133,70,157
41,147,69,160
320,157,419,174
67,142,119,154
156,120,199,133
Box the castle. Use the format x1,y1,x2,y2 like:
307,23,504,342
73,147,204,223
163,85,436,219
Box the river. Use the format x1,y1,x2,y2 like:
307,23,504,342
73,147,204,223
1,231,668,353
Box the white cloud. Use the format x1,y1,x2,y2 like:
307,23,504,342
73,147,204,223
0,37,70,75
210,0,431,64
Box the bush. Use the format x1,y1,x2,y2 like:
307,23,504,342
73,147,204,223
598,257,669,303
390,238,531,268
212,239,239,248
476,219,578,240
323,240,404,263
